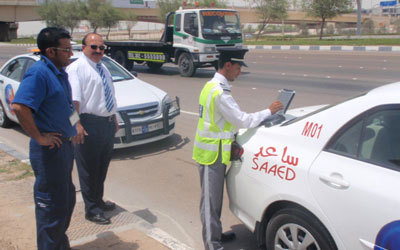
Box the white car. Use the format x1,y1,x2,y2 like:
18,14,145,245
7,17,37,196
0,51,180,149
226,82,400,250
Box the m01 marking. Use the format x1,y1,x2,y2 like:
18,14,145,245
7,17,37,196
128,51,166,62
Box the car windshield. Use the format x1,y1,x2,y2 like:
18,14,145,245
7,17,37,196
69,56,133,82
101,57,133,82
200,10,241,39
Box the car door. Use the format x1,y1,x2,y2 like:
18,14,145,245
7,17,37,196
0,57,35,121
309,105,400,250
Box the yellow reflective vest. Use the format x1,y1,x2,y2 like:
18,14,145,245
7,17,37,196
192,81,234,165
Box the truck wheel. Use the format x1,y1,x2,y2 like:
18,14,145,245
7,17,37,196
178,53,196,77
147,62,163,70
114,50,133,71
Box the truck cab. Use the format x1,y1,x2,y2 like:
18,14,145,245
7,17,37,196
171,8,243,76
105,8,243,77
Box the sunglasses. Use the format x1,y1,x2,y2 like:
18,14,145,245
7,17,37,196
90,45,106,50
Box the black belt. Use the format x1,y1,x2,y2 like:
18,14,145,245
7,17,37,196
59,136,73,142
80,113,114,122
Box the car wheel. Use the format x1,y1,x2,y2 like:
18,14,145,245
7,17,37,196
114,50,133,71
266,208,336,250
178,53,196,77
0,102,14,128
147,61,163,70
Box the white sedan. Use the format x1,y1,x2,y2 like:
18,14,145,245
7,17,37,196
0,51,180,149
226,82,400,250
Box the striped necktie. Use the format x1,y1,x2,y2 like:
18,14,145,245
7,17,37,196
96,63,114,112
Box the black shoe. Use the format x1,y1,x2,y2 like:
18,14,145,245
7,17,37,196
221,232,236,243
100,201,116,211
85,213,111,225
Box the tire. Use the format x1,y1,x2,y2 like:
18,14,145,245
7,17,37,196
0,102,14,128
147,61,163,70
178,53,196,77
266,208,336,250
114,50,133,71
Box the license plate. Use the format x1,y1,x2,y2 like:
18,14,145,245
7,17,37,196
131,121,163,135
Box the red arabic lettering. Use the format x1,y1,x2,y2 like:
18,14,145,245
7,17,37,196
281,146,299,166
254,146,278,158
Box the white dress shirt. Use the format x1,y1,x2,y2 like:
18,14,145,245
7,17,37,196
212,72,271,129
66,54,117,116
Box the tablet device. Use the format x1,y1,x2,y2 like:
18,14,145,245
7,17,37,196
277,89,295,114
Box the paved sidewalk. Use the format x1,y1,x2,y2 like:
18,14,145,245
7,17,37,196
0,142,193,250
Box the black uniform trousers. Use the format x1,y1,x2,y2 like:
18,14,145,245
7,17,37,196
29,138,75,250
75,113,115,215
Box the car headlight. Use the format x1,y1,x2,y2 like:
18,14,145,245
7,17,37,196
204,47,216,53
162,95,179,114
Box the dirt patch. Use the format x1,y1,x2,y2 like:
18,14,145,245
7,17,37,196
0,151,36,249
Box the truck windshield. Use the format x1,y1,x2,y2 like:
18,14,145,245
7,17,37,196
200,10,241,40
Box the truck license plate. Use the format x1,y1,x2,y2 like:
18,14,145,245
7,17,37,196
131,122,163,135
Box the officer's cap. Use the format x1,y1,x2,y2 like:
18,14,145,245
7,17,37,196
218,48,248,67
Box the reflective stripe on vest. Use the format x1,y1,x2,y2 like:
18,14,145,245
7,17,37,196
192,81,234,165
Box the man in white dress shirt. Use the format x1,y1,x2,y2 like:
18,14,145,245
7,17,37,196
67,33,119,225
192,48,283,250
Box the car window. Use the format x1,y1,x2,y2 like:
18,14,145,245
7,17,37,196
24,59,36,73
184,12,198,37
69,57,133,82
1,58,28,81
175,14,181,32
360,110,400,169
328,119,363,158
326,106,400,171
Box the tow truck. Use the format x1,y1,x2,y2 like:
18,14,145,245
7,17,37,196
105,7,243,77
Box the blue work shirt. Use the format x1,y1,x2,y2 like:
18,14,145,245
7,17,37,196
13,55,76,137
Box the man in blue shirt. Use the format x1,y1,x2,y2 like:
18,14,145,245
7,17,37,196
12,27,77,250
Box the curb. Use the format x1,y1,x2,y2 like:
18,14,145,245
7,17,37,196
0,140,192,250
244,44,400,52
3,43,400,52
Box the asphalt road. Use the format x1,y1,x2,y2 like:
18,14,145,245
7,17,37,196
1,45,400,249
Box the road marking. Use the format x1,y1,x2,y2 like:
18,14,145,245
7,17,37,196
360,66,364,69
326,76,331,79
281,73,286,75
352,78,358,80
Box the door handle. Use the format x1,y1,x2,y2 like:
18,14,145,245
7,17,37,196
319,173,350,189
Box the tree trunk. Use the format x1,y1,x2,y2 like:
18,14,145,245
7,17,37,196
319,18,325,40
256,17,270,41
356,0,362,36
106,27,111,40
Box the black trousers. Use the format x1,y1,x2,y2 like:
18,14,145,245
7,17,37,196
75,114,116,215
30,139,75,250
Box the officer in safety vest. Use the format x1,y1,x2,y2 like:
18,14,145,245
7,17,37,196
193,48,283,250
